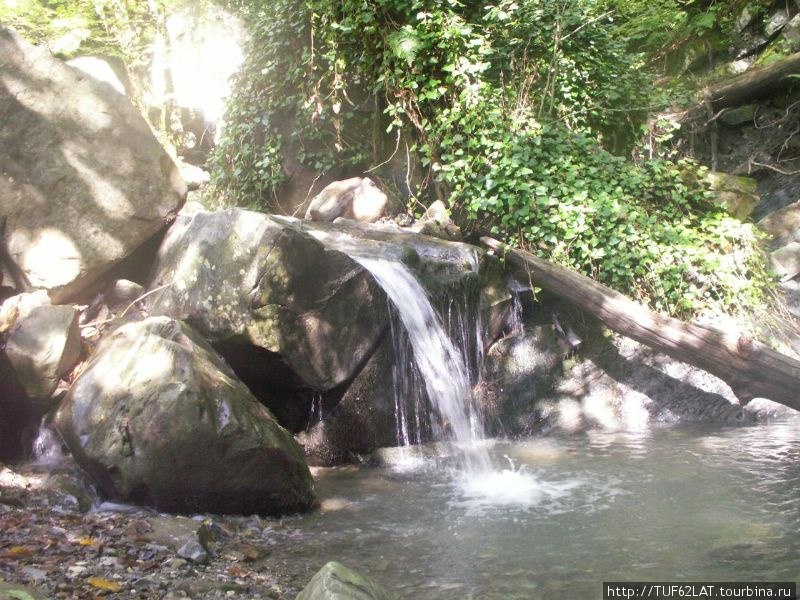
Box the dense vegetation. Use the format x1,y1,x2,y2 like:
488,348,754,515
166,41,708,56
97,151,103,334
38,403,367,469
0,0,779,318
212,0,774,317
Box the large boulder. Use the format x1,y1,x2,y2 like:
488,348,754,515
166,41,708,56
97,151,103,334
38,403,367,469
477,326,564,436
0,27,186,302
705,172,759,220
770,241,800,281
408,200,461,240
758,200,800,247
3,301,80,407
148,210,507,459
54,317,316,516
297,562,395,600
147,209,388,391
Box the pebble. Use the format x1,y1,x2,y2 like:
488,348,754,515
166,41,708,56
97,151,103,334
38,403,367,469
0,473,306,599
176,538,208,564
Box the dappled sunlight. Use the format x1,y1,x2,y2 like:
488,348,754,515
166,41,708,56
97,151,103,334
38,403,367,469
1,69,114,132
123,344,174,388
16,228,81,288
0,467,47,491
583,392,650,431
61,141,134,216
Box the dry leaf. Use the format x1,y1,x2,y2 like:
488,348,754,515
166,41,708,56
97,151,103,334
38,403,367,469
77,538,99,546
87,577,122,592
3,545,33,558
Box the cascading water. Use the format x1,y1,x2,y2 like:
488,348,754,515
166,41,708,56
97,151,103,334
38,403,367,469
32,418,67,464
353,255,490,473
348,253,561,508
289,216,547,506
386,280,483,449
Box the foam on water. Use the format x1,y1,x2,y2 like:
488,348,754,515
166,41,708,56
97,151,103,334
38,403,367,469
452,456,584,514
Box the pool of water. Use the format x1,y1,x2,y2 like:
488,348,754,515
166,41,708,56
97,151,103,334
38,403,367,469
279,420,800,598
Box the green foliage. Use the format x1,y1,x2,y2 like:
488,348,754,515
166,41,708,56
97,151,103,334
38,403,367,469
0,0,170,61
213,0,774,316
451,112,772,315
611,0,773,70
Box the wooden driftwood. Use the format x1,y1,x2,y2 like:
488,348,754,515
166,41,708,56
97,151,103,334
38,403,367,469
706,52,800,111
481,236,800,412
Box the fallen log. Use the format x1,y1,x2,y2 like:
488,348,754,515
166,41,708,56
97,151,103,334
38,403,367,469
705,51,800,111
481,236,800,412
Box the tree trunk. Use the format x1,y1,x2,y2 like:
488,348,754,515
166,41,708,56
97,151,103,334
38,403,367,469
706,52,800,111
481,237,800,412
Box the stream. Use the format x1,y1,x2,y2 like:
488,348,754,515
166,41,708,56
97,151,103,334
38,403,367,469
281,420,800,598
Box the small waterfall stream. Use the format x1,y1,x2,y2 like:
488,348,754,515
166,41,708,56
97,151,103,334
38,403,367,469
346,247,548,507
291,217,541,502
352,256,491,473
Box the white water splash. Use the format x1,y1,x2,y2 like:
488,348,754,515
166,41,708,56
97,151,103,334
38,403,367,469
454,455,584,515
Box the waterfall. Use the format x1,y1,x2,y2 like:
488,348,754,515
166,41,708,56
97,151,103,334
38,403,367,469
32,418,67,464
281,216,493,471
352,255,490,472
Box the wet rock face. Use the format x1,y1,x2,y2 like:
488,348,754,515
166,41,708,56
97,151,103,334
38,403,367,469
147,209,388,392
0,350,31,462
477,326,564,436
54,317,316,516
298,336,398,466
0,27,186,302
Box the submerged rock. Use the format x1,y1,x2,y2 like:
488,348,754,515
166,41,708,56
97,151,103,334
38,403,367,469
0,27,185,302
54,317,316,516
297,561,395,600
